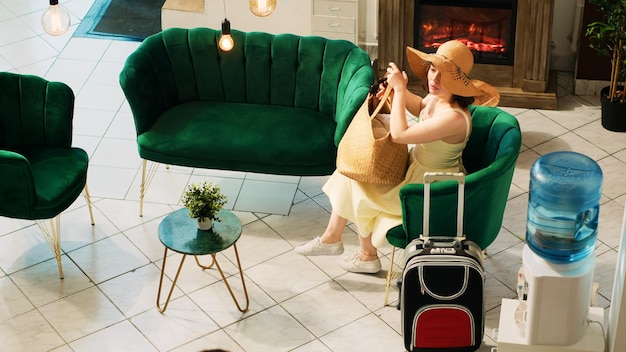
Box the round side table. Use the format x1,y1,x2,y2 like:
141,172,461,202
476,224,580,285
156,207,249,313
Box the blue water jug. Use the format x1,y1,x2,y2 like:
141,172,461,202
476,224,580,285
526,151,603,263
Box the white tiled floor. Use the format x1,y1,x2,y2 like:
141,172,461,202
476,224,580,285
1,1,626,351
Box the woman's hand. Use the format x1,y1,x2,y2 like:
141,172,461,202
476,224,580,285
385,62,408,92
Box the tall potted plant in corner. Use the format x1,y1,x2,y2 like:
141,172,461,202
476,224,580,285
586,0,626,132
181,182,228,230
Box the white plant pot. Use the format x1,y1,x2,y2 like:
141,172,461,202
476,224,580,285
197,219,212,230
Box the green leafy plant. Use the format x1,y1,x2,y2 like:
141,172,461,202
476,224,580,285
586,0,626,103
181,182,227,222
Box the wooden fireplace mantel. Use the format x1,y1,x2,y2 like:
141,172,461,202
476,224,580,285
377,0,557,110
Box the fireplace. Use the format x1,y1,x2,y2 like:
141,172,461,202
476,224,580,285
414,0,517,66
377,0,557,110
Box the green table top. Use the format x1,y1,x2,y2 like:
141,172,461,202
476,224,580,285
158,208,242,255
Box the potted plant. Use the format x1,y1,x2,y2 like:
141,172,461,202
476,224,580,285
586,0,626,132
181,182,228,230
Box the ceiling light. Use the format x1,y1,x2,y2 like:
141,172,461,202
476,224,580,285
41,0,70,36
219,19,234,52
249,0,276,17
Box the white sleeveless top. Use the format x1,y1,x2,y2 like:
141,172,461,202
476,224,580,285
411,107,471,172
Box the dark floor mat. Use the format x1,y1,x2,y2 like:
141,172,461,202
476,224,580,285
74,0,165,41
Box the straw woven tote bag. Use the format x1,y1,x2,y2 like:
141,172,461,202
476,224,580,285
336,85,409,184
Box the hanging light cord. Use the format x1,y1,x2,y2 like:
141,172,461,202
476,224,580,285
222,0,227,18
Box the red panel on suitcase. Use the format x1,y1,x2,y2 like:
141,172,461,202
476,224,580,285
414,307,473,348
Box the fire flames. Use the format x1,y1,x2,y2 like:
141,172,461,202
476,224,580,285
421,21,507,54
419,6,511,55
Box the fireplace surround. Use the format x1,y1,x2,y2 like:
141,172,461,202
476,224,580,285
377,0,557,109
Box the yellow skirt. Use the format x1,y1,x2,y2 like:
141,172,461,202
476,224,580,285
323,155,464,248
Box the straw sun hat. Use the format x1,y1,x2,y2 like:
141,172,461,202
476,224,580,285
406,40,500,106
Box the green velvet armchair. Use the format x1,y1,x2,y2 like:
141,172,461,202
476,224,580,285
119,27,374,215
383,105,522,304
0,72,94,279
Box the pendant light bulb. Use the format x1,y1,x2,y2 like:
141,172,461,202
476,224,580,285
41,0,71,36
249,0,276,17
219,19,234,52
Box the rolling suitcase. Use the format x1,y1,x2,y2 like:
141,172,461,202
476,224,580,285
398,172,485,352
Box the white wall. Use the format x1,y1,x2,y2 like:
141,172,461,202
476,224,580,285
163,0,312,36
550,0,584,71
360,0,378,45
607,203,626,352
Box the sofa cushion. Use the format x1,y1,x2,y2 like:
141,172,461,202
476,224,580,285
29,148,89,218
138,101,337,175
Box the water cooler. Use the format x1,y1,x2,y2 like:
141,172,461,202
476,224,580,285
497,151,605,352
519,247,595,345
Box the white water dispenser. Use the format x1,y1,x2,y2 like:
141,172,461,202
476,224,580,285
519,151,603,346
520,246,596,345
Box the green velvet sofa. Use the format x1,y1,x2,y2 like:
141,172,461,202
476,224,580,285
119,27,374,214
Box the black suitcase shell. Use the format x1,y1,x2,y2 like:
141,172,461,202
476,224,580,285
400,237,485,351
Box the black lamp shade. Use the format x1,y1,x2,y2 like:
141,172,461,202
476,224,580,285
221,19,231,35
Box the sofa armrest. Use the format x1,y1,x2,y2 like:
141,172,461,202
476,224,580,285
119,34,179,136
0,150,37,218
333,52,374,146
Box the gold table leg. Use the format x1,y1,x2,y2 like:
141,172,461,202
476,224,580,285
196,244,249,312
194,254,215,269
156,247,186,313
157,244,249,313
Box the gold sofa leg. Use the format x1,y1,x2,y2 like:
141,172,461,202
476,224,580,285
34,184,96,279
83,183,95,225
36,216,64,279
139,159,160,217
384,246,399,306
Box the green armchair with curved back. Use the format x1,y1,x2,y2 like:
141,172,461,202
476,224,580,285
383,105,522,304
0,72,94,279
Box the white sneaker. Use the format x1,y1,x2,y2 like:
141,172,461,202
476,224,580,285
294,236,344,256
338,252,381,274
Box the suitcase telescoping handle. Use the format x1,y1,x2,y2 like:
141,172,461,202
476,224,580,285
423,172,465,239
